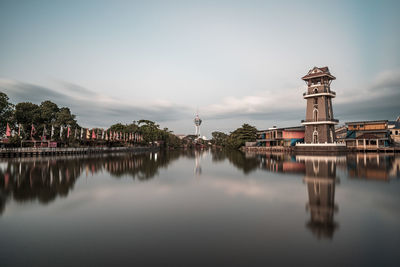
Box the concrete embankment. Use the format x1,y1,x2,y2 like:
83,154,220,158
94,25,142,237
0,146,159,158
244,146,400,154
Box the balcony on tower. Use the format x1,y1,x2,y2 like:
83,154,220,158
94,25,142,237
303,90,336,99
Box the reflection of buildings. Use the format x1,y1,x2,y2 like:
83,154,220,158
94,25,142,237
194,150,203,175
301,156,338,239
253,153,341,239
346,153,400,182
258,153,305,174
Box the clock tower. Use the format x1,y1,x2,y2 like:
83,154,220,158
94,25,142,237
301,67,338,144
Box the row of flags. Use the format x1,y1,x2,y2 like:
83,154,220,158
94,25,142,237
4,123,143,142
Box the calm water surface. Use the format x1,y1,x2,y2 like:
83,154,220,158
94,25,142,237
0,150,399,266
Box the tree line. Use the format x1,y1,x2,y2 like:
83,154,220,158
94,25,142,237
1,91,257,149
0,92,182,148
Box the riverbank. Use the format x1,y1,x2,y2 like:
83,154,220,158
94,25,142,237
244,146,400,154
0,146,159,158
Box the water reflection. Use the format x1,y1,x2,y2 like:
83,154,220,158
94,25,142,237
0,151,183,215
301,156,339,239
1,150,399,225
0,150,399,266
245,152,399,239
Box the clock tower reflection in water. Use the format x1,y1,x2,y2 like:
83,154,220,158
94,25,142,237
299,156,339,239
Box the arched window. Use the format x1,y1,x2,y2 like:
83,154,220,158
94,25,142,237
313,130,318,144
313,88,318,94
313,108,318,121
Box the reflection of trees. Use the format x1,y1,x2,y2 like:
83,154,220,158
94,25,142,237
0,151,180,215
105,150,180,180
223,150,259,175
210,148,227,163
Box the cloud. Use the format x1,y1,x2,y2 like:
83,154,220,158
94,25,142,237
1,68,398,134
201,68,400,124
0,79,191,128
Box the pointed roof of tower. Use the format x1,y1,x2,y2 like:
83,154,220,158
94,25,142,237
302,66,336,81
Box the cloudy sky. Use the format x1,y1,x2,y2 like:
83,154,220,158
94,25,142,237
1,0,399,136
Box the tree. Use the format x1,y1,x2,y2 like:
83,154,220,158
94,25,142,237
0,92,14,135
108,123,127,133
211,131,228,146
15,102,41,138
138,120,161,143
55,107,78,128
40,100,59,125
226,124,257,149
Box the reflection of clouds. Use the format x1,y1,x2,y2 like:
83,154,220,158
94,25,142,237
198,174,302,200
204,178,265,197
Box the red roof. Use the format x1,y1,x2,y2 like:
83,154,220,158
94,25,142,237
302,66,336,80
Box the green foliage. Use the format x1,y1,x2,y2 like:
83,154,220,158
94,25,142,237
109,123,127,132
210,124,257,149
225,124,257,149
40,100,59,124
15,102,42,138
0,92,14,135
211,131,228,146
107,120,184,148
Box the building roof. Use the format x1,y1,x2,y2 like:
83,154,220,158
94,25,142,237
257,126,304,132
355,133,386,139
388,120,400,129
345,120,388,125
302,66,336,81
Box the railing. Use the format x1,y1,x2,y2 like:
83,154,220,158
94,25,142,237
0,146,151,153
301,119,339,123
303,90,336,97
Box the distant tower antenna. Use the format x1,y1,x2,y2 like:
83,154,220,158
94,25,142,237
194,109,202,138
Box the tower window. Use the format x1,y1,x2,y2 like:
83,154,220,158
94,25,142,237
313,109,318,121
313,131,318,144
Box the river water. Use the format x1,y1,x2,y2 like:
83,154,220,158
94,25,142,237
0,150,399,266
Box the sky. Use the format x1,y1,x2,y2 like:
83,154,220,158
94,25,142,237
0,0,399,137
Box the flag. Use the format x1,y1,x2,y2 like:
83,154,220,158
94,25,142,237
86,129,90,139
67,127,71,138
101,129,104,140
92,129,96,139
6,123,11,137
60,126,63,138
80,128,83,139
74,128,78,139
42,125,47,140
51,125,55,139
18,124,22,136
31,124,36,137
105,132,108,141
